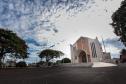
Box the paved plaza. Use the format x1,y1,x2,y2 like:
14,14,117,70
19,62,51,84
0,66,126,84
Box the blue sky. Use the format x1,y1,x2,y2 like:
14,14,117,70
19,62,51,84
0,0,125,63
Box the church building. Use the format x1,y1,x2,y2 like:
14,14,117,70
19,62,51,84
70,36,111,63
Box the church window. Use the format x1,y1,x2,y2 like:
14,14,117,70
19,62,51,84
90,42,97,58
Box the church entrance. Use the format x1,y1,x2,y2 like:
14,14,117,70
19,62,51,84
79,51,87,63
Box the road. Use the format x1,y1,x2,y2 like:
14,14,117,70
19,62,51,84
0,66,126,84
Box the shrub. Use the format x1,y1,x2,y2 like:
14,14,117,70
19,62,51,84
48,62,52,66
36,61,45,67
56,60,62,64
16,61,27,67
61,58,71,63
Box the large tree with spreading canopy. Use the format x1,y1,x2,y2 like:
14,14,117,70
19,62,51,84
39,49,64,64
0,28,28,63
111,0,126,46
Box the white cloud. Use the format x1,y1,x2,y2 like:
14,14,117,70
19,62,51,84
0,0,124,61
48,0,124,58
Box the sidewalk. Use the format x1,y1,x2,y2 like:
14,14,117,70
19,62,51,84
92,62,117,68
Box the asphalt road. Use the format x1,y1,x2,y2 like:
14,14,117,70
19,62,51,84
0,66,126,84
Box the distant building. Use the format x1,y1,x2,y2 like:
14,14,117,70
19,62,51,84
120,54,126,63
70,36,111,63
120,49,126,63
102,52,112,62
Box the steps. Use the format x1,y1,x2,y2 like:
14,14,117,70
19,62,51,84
92,62,117,67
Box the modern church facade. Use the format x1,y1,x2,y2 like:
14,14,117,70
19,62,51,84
70,37,111,63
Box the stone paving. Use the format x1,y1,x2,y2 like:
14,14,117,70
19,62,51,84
0,66,125,84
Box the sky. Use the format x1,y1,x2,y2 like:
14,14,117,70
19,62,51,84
0,0,125,63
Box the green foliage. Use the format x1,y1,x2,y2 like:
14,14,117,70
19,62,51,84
0,28,28,61
16,61,27,67
120,49,126,63
36,61,45,67
56,60,62,64
47,62,52,66
0,61,3,67
111,0,126,46
120,49,126,55
39,49,64,63
61,58,71,63
37,61,45,65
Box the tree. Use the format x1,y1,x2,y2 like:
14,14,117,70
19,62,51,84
111,0,126,46
120,49,126,62
61,58,71,63
39,49,64,65
0,28,28,63
120,49,126,56
16,61,27,67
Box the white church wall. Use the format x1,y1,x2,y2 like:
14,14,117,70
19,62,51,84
71,36,111,63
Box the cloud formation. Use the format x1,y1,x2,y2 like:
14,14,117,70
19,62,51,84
0,0,123,62
104,38,125,49
0,0,96,62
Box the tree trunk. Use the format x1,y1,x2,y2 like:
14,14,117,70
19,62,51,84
46,59,49,66
0,48,4,63
46,57,50,66
0,53,4,60
0,49,4,68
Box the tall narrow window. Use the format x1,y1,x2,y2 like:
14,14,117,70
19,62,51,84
90,42,97,58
